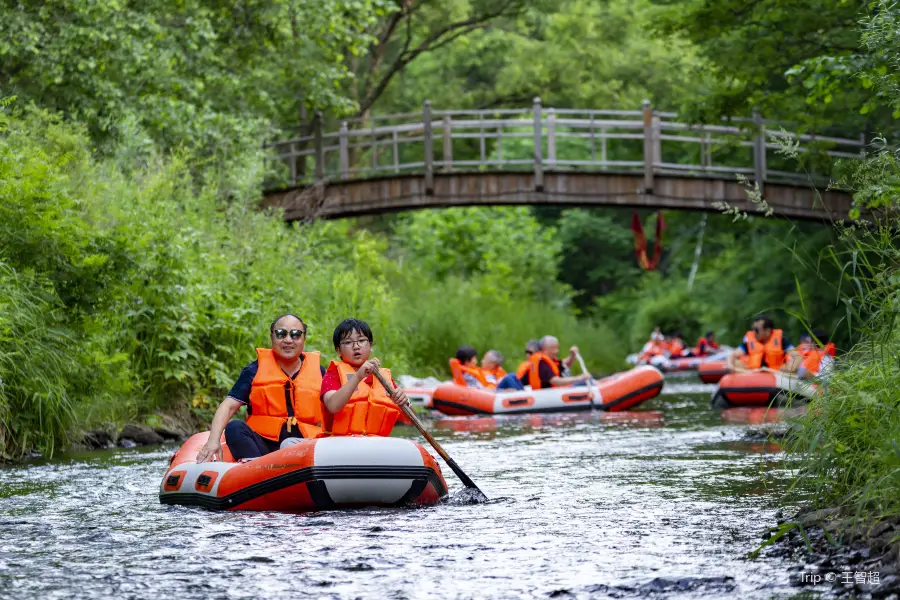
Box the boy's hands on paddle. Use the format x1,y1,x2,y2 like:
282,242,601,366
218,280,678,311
389,387,410,408
196,439,222,463
356,358,381,379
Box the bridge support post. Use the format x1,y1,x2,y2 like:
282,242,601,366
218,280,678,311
753,108,766,195
339,122,349,181
443,115,453,171
423,101,434,194
533,97,544,191
547,108,556,168
642,100,654,193
314,110,324,183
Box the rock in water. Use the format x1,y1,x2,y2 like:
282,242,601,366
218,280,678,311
119,424,164,446
82,429,115,449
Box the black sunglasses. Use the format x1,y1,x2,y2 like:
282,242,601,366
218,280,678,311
274,328,305,340
525,350,534,356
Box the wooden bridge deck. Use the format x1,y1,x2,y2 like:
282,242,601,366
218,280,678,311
263,100,861,221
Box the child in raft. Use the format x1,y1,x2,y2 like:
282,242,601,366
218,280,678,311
319,318,410,437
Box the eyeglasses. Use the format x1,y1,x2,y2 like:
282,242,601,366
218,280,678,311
274,328,305,340
525,351,534,356
340,338,370,349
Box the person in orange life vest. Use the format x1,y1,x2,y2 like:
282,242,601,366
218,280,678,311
519,335,591,390
666,331,686,358
694,331,719,357
320,318,408,436
798,329,836,380
638,329,666,362
795,333,815,357
727,315,800,373
496,340,540,391
195,314,326,463
453,346,491,388
481,350,507,387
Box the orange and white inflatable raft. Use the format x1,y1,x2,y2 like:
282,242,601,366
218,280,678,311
698,360,731,384
159,432,448,512
431,365,663,416
712,371,817,408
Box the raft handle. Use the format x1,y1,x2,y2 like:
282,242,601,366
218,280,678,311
505,398,531,406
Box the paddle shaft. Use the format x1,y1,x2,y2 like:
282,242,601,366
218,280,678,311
371,369,486,495
575,353,597,408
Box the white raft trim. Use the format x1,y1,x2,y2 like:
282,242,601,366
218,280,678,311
314,437,428,505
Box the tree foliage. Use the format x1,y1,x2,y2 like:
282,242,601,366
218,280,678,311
0,0,390,151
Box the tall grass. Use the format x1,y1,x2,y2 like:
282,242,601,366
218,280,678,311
0,262,75,458
784,219,900,519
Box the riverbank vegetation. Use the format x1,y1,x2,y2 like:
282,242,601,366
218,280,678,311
1,0,897,459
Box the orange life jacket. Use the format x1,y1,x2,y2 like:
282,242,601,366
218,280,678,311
449,358,490,388
795,341,814,357
515,361,531,379
481,366,507,388
694,337,719,356
638,340,665,361
321,361,399,437
743,329,787,369
667,339,685,357
246,348,323,441
802,343,836,375
528,352,561,390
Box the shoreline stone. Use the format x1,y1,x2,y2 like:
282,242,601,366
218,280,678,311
766,507,900,598
118,424,165,446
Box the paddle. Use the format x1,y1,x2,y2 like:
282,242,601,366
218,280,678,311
371,369,488,501
575,352,597,409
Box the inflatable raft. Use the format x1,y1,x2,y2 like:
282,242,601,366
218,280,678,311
160,432,448,512
712,371,817,409
639,349,732,375
433,411,665,433
698,360,731,384
431,366,664,416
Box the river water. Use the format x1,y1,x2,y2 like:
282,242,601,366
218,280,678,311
0,383,809,599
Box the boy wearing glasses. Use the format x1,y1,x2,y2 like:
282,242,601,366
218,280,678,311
320,318,409,437
196,314,327,462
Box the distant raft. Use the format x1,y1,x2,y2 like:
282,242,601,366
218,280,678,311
431,365,664,416
159,433,447,512
712,371,817,409
698,360,731,384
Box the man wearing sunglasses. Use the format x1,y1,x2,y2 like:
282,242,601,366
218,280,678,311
196,314,327,463
727,315,800,373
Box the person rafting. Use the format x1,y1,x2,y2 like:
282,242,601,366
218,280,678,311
195,314,326,463
320,318,409,436
694,331,719,356
798,329,836,380
637,328,666,363
495,340,540,391
451,345,490,388
666,331,686,358
795,333,815,357
520,335,591,389
727,315,800,373
480,350,507,387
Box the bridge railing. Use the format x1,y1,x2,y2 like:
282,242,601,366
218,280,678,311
265,99,866,193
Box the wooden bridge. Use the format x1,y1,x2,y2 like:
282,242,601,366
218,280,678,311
262,100,863,221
